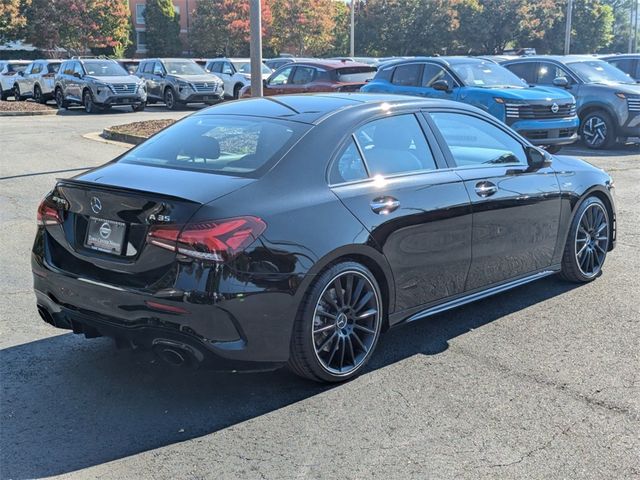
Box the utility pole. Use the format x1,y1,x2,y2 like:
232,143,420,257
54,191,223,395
564,0,573,55
350,1,355,57
249,0,263,97
633,0,639,53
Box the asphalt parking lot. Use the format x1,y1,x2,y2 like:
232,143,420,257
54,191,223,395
1,105,639,480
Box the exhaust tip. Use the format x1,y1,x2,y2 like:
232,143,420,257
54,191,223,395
159,347,188,367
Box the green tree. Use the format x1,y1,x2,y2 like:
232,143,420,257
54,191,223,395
89,0,132,57
0,0,30,42
535,0,615,53
144,0,181,56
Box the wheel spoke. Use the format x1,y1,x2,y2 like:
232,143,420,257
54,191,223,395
354,291,373,313
576,243,588,258
322,291,340,312
346,335,356,365
345,275,353,308
351,278,365,307
316,310,337,321
314,323,336,334
317,331,337,353
338,337,346,370
351,331,368,353
333,277,344,307
354,324,376,335
356,308,378,320
326,336,341,366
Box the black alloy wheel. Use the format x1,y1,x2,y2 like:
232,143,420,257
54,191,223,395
581,111,615,149
560,197,610,282
289,262,382,382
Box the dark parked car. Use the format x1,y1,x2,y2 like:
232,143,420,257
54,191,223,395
240,60,376,97
502,55,640,148
601,54,640,81
33,94,616,383
136,58,224,109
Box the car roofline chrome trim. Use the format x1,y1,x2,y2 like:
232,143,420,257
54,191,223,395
404,269,557,324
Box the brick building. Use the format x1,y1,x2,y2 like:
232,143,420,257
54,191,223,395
128,0,197,55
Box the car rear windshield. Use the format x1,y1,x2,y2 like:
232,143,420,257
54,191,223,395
164,61,205,75
83,61,128,76
118,115,310,177
336,66,377,82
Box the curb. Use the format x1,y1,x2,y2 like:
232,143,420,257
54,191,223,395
82,132,133,148
0,109,57,117
101,128,147,145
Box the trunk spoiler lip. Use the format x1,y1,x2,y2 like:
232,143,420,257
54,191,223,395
55,177,201,205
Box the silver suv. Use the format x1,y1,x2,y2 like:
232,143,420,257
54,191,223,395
136,58,224,110
503,55,640,148
13,59,61,103
0,60,30,100
54,58,147,113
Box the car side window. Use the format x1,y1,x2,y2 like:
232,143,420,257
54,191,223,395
329,138,368,184
355,114,437,176
31,63,41,75
74,62,84,77
222,62,233,75
64,62,76,76
269,66,294,85
209,62,221,73
421,63,455,87
153,62,164,76
430,112,527,167
48,63,60,74
536,62,572,85
391,64,422,87
505,62,537,83
291,66,315,85
24,63,33,75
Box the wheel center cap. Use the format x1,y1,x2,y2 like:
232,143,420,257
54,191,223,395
336,313,348,329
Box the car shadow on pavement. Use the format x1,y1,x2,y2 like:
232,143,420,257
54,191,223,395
0,276,578,479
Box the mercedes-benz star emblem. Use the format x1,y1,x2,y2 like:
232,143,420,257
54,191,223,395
90,196,102,214
551,103,559,114
99,222,111,239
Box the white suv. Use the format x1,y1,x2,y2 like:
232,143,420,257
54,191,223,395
205,58,272,99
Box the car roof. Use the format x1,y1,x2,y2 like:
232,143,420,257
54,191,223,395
287,60,373,70
149,58,197,62
378,56,497,70
601,53,640,60
194,93,479,125
503,55,603,64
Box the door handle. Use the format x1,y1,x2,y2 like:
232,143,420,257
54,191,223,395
475,181,498,197
370,196,400,214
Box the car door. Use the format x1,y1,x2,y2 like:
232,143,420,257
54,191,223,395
264,65,294,95
18,62,34,96
427,111,561,290
287,65,318,93
149,62,166,99
329,112,473,315
219,61,235,95
71,61,85,100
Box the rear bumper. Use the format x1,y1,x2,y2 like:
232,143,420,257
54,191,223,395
32,243,301,368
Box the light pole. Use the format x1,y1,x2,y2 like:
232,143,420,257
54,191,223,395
350,1,355,57
249,0,263,97
564,0,573,55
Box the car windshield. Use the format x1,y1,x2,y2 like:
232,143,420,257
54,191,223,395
567,60,635,85
164,61,206,75
83,61,128,76
234,62,272,74
118,116,310,177
7,64,27,73
450,61,528,88
336,66,377,82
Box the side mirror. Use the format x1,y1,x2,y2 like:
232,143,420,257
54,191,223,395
73,72,82,79
432,79,451,92
553,76,569,88
525,146,552,170
17,71,24,77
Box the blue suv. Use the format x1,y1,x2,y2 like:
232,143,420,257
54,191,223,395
361,57,579,152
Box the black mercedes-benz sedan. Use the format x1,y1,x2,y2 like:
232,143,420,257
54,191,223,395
32,93,616,382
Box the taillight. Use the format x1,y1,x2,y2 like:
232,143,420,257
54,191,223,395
147,216,266,262
37,200,62,226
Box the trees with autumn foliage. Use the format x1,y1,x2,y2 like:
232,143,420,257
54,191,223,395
190,0,272,57
20,0,130,55
0,0,30,42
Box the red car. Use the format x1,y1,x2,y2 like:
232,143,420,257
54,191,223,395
241,60,376,97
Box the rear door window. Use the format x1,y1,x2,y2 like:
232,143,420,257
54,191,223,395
355,114,437,176
329,138,368,184
391,64,422,86
505,62,537,83
291,66,316,85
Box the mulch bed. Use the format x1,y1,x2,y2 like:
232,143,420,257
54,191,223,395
107,119,176,138
0,100,55,113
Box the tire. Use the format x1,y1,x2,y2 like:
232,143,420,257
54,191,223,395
132,102,146,112
164,87,180,110
0,90,8,101
580,110,616,150
34,85,44,104
233,84,242,100
55,88,68,109
83,89,99,114
559,196,610,283
13,85,24,101
288,261,383,383
544,145,562,154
